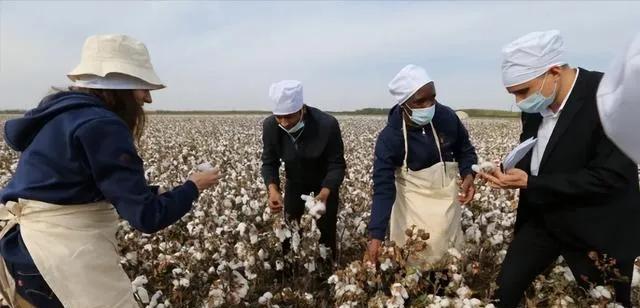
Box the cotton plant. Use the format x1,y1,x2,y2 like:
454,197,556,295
301,193,326,219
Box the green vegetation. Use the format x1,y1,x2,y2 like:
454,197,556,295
457,109,520,118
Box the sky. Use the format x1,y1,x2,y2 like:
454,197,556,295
0,1,638,111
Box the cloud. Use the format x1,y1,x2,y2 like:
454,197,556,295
1,1,638,111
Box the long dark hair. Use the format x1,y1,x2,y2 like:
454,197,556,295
71,87,147,142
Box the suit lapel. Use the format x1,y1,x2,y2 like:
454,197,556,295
538,68,588,172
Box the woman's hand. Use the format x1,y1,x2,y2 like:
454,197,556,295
188,168,223,192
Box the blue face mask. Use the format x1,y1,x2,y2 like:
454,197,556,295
517,74,558,114
405,104,436,126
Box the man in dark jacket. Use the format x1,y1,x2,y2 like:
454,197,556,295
482,30,640,307
261,80,346,256
367,65,478,261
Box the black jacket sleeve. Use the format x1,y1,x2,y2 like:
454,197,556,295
321,119,346,192
261,119,281,188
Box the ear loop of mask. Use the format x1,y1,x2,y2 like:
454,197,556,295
401,103,413,120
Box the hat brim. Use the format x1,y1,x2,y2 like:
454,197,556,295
68,60,164,89
272,104,304,116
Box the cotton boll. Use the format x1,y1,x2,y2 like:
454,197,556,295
236,222,247,235
319,244,329,260
196,162,215,172
179,278,190,287
132,275,148,288
471,161,496,173
456,286,471,299
328,275,339,284
137,287,150,304
305,261,316,273
380,258,393,271
291,231,301,252
258,248,268,260
301,194,326,219
447,248,462,260
356,220,367,235
489,233,504,246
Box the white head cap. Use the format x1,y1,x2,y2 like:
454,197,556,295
597,33,640,163
502,30,567,87
269,80,304,115
388,64,434,105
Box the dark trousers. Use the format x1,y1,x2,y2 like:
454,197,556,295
283,183,339,257
496,219,634,307
6,260,63,308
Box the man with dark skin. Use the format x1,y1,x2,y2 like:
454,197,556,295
367,65,478,262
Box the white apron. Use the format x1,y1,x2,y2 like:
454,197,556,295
389,120,463,269
0,199,138,308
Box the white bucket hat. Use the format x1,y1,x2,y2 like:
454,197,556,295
67,34,165,89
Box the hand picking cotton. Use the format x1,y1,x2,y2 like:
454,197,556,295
300,194,326,219
196,162,217,172
471,161,497,174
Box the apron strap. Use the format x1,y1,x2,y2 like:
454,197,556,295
429,122,444,164
402,118,409,169
401,117,446,173
429,122,448,187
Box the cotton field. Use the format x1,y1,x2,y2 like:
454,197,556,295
0,115,638,308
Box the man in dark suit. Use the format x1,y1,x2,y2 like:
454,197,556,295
261,80,346,258
481,30,640,307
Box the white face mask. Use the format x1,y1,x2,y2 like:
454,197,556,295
278,109,305,134
280,120,305,134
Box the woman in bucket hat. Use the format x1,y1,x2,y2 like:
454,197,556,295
0,34,222,308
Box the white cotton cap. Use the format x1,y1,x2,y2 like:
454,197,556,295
269,80,304,115
388,64,433,105
72,72,164,90
597,32,640,163
502,30,567,87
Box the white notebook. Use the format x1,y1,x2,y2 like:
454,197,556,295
502,137,537,171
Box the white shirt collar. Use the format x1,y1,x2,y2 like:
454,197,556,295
540,68,580,118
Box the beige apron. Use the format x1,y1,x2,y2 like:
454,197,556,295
0,199,138,308
390,120,463,269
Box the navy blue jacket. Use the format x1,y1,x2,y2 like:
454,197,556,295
368,103,477,240
0,91,199,266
